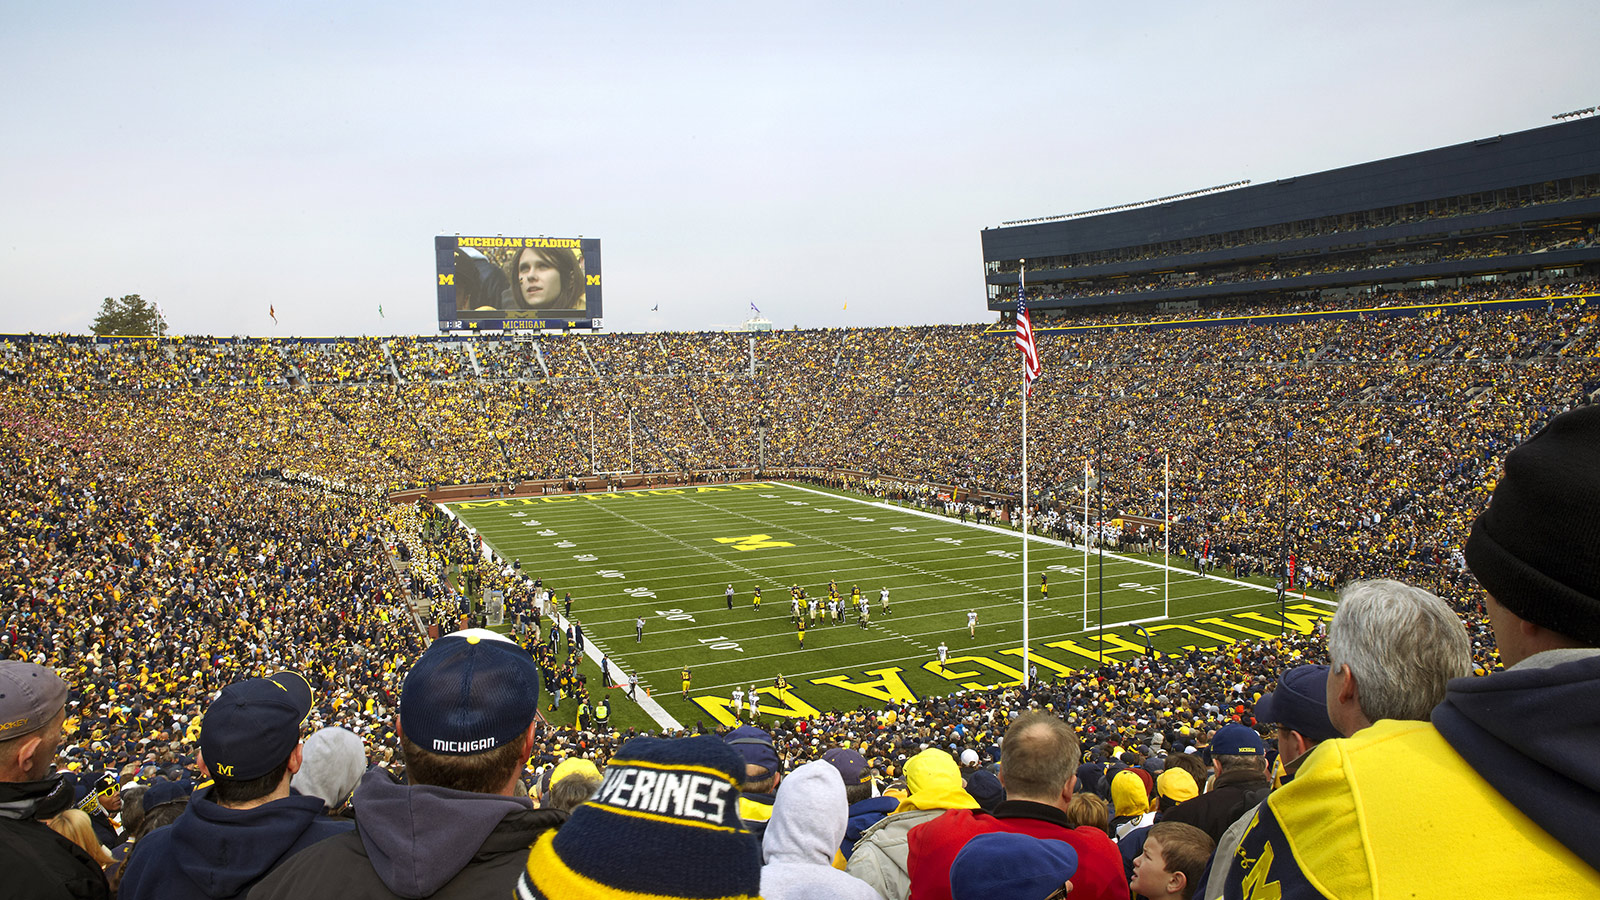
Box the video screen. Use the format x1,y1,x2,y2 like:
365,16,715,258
436,235,602,332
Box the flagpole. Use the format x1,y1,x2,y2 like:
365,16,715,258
1164,452,1170,619
1083,458,1090,632
1019,260,1030,691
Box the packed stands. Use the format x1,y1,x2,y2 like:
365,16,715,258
1,279,1595,798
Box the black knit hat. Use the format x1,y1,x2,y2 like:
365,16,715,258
1465,405,1600,645
517,735,762,899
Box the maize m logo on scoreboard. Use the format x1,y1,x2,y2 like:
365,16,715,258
434,235,603,333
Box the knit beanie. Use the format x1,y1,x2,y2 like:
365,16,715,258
517,734,762,899
1464,405,1600,645
290,726,366,809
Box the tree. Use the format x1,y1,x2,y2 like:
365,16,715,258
90,294,168,336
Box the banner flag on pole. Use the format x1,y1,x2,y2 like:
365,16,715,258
1014,284,1041,395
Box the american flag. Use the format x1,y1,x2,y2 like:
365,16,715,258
1014,289,1041,394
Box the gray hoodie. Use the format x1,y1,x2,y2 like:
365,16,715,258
761,760,884,900
247,767,565,899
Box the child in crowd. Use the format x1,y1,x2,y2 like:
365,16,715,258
1130,821,1214,900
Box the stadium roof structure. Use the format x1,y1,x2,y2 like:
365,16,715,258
983,117,1600,313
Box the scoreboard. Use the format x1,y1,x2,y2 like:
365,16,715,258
435,235,603,332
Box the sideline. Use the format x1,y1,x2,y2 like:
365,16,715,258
436,504,685,731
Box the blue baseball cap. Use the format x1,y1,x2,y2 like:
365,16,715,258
141,779,192,813
821,747,870,785
1208,722,1268,759
724,725,781,777
200,672,313,781
1254,665,1340,745
950,832,1078,900
400,629,540,756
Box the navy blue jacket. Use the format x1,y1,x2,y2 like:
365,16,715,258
119,787,351,900
841,796,899,861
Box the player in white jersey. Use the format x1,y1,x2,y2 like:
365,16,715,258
731,686,745,718
967,610,978,637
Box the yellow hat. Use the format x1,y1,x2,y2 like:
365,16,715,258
894,749,978,814
1157,768,1199,805
548,756,601,788
1111,770,1149,817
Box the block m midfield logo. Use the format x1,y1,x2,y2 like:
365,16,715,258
713,534,794,552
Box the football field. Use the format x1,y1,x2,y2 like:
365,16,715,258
447,482,1333,732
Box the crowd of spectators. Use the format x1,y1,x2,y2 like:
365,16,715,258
3,281,1596,610
1,279,1597,896
1021,274,1595,325
994,177,1600,277
1000,227,1599,304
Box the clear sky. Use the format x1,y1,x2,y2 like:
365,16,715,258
2,1,1597,337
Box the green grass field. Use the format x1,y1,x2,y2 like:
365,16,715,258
447,482,1333,732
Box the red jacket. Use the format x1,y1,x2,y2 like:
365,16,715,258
905,800,1126,900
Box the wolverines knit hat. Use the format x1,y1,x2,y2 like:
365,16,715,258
1465,405,1600,645
517,735,762,900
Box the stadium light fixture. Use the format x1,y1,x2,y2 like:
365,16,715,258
1552,106,1597,121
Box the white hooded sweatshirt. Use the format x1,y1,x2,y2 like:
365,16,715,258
761,760,884,900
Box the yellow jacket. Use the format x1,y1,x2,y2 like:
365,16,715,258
1220,718,1600,898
